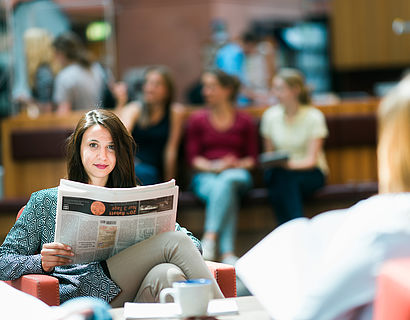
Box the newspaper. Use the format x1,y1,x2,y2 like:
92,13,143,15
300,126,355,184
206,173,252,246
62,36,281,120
54,179,179,264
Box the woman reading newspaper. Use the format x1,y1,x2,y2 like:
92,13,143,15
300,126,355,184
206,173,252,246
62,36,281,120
0,109,224,307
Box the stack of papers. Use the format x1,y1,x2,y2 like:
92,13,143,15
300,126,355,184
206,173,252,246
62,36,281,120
124,299,238,319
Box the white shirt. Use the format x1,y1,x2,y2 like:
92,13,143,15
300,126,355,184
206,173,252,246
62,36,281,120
298,193,410,320
237,193,410,320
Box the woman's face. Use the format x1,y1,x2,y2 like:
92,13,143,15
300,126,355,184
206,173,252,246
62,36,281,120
272,76,299,106
143,71,168,105
53,49,68,68
201,73,231,106
80,124,116,187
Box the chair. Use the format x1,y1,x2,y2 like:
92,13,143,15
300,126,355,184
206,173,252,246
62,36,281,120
373,258,410,320
3,207,236,306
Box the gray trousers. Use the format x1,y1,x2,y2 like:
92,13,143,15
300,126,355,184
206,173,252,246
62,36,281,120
107,231,224,307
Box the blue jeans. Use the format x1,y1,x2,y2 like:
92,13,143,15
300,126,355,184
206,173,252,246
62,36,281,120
264,167,325,225
135,162,160,186
192,168,253,255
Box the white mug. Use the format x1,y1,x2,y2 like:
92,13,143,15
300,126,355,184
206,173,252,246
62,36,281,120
159,278,212,317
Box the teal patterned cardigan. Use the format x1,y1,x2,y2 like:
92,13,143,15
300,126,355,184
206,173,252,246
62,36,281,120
0,187,201,303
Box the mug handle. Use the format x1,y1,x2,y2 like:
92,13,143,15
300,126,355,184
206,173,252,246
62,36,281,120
159,288,176,303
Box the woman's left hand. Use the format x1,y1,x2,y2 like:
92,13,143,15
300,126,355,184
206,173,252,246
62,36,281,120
41,242,74,272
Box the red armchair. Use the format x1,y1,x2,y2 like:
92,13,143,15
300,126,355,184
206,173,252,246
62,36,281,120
5,274,60,306
205,260,236,298
3,207,236,306
4,262,235,306
3,206,61,305
373,258,410,320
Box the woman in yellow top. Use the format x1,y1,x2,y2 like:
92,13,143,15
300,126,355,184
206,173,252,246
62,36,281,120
260,69,328,225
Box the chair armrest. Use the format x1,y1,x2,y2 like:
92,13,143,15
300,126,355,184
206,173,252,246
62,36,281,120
5,274,60,306
2,263,234,305
205,261,236,298
374,258,410,320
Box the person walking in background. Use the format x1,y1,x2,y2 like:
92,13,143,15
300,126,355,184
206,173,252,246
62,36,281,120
214,30,275,106
185,69,258,265
214,35,246,83
243,32,277,105
260,68,328,225
213,31,255,106
52,31,104,115
114,65,185,185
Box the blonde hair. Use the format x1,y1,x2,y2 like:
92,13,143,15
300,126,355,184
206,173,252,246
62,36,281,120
24,28,58,89
276,68,311,105
377,75,410,193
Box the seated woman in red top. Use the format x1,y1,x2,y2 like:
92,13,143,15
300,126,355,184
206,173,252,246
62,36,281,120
185,69,258,265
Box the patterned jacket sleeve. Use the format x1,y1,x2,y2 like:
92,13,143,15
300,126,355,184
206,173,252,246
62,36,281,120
174,223,202,254
0,190,51,280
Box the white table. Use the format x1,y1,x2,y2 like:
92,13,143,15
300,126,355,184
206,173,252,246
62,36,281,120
110,296,270,320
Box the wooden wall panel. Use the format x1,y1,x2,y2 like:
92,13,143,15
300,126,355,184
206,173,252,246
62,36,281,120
332,0,410,69
317,100,378,185
1,100,379,199
1,112,82,198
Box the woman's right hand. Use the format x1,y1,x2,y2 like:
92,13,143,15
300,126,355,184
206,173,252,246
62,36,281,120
41,242,74,272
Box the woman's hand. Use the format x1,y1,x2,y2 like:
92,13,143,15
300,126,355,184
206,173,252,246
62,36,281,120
209,155,254,173
209,156,237,173
41,242,74,272
193,155,247,173
221,155,239,169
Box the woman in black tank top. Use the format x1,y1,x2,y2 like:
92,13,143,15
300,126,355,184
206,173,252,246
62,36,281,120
114,66,185,185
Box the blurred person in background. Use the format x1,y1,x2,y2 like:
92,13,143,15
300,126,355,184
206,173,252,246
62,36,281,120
214,30,275,106
243,32,277,105
52,31,104,115
23,27,59,114
114,65,185,185
260,68,328,225
10,0,69,105
185,69,258,265
213,31,253,106
240,73,410,320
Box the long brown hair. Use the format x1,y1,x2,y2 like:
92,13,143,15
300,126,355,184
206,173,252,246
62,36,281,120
205,68,241,103
139,65,175,127
66,109,137,187
52,31,91,69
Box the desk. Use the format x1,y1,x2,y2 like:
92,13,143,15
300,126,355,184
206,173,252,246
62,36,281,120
109,296,270,320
